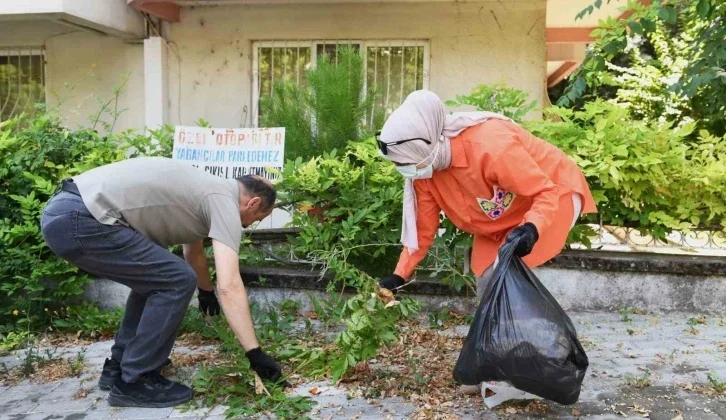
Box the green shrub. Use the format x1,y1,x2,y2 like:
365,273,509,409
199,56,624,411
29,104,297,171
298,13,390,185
276,138,403,280
0,331,33,355
260,47,375,160
446,82,538,121
0,112,172,331
49,304,124,339
274,138,420,382
259,82,314,161
527,102,726,235
452,84,726,238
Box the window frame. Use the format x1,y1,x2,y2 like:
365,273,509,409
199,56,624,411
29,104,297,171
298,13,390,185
251,39,430,127
0,47,46,120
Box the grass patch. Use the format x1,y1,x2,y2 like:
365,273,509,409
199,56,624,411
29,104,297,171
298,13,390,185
625,371,652,389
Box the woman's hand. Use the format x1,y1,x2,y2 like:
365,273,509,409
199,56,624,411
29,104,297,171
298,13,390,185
379,274,406,295
505,223,539,257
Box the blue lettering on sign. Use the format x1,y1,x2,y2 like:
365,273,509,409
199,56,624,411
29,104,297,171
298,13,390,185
176,148,226,163
226,150,280,164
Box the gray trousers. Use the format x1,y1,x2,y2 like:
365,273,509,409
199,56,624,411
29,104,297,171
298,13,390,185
41,191,197,382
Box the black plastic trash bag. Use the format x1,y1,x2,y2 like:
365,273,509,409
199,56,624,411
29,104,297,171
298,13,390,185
453,239,589,405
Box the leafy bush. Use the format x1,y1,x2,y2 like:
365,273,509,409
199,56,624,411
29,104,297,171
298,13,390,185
561,0,726,137
527,102,726,235
275,139,420,381
276,138,404,279
49,304,124,339
0,331,33,356
446,82,538,121
0,112,172,331
450,84,726,237
260,47,375,160
259,83,314,161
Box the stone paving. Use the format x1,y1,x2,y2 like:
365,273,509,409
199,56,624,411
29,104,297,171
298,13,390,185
0,312,724,419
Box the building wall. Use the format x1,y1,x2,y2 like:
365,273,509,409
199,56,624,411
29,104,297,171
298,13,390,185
165,1,547,127
0,20,70,47
4,1,546,130
44,31,145,131
0,20,145,131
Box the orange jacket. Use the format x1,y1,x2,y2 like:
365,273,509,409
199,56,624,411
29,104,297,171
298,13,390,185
394,119,597,278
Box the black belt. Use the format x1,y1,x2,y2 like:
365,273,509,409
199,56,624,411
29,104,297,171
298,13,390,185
60,179,81,196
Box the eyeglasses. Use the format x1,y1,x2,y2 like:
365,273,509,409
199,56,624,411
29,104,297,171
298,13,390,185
376,131,432,155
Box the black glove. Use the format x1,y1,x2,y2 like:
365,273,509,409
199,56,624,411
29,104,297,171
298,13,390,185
505,222,539,258
246,347,289,386
198,288,220,316
379,274,406,295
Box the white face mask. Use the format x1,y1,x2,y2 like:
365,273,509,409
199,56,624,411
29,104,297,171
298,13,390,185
396,141,440,180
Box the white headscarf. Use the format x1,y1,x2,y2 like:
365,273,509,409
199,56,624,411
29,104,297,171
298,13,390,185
379,90,511,252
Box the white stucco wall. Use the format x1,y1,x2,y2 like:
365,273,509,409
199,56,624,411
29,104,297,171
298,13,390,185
0,20,71,47
0,20,145,131
44,32,145,131
165,1,547,127
3,1,546,131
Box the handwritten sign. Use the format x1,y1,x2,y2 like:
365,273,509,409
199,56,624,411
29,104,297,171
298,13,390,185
172,126,285,180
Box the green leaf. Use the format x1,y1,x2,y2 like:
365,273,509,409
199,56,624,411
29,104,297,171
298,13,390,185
641,18,656,32
627,21,643,35
696,0,711,18
594,0,602,9
657,6,671,22
595,118,608,132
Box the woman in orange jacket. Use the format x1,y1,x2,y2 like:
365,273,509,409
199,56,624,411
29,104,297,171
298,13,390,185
377,90,596,299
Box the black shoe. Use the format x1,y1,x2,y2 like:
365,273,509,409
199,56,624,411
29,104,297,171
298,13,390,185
98,358,173,390
107,371,193,408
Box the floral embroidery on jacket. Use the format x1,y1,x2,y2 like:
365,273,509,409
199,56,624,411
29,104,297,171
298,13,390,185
477,186,516,220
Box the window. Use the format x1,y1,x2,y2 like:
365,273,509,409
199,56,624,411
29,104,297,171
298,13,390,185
252,40,429,126
0,48,45,121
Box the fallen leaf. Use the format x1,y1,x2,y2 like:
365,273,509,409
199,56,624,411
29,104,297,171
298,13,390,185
572,408,581,416
505,407,518,414
309,386,321,395
385,300,400,308
378,288,395,304
254,373,270,396
670,414,683,420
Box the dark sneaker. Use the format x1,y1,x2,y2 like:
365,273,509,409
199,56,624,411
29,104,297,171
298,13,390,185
107,371,193,408
98,358,172,390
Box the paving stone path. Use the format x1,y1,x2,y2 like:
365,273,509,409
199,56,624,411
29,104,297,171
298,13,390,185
1,312,724,419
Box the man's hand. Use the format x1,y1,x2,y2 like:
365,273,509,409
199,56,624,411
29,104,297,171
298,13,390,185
198,288,220,316
379,274,406,295
505,222,539,257
246,347,289,387
212,240,260,352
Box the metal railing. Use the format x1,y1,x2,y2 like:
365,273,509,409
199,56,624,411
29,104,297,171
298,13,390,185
578,225,726,256
0,48,45,121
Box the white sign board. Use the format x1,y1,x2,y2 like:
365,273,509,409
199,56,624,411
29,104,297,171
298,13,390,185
172,126,285,180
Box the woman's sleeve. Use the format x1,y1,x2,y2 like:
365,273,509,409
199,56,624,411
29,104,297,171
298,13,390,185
394,181,441,279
